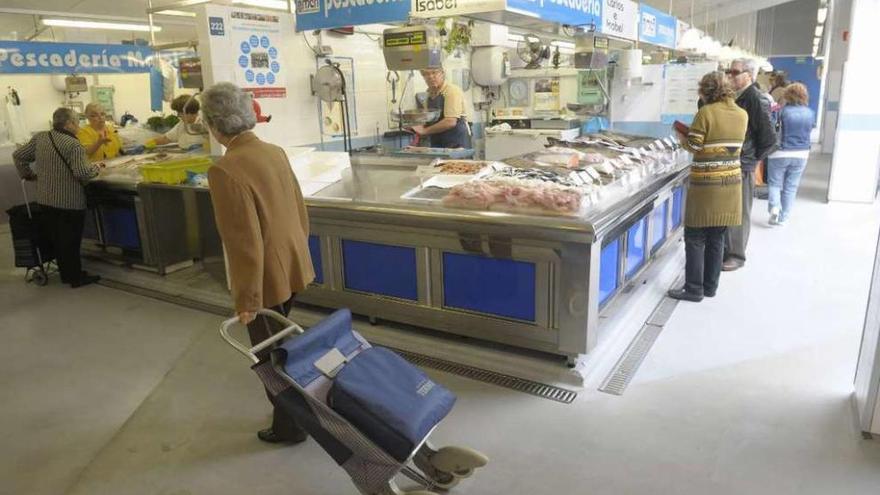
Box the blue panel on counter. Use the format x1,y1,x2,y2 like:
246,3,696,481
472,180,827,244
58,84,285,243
672,186,684,229
100,207,140,250
442,253,536,322
651,201,668,251
342,240,417,301
599,238,620,306
83,209,100,242
626,217,647,279
308,235,323,284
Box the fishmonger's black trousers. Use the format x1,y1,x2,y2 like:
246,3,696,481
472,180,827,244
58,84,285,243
685,226,728,296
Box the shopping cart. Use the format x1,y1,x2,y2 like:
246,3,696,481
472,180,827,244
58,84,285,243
220,309,488,495
5,179,55,286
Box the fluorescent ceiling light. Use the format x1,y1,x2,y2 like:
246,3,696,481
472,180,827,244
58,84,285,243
507,34,525,42
232,0,289,9
42,19,162,32
551,41,575,49
814,26,823,37
155,10,197,17
817,7,828,23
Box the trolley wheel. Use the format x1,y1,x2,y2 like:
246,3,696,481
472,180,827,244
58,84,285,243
32,269,48,286
453,468,474,478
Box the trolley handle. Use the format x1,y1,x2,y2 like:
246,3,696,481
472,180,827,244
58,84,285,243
219,309,305,363
20,179,33,219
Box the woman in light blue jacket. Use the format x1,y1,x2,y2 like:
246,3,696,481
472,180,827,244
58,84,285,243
767,83,814,226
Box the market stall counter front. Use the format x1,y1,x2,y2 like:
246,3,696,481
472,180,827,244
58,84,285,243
83,136,689,364
299,152,689,364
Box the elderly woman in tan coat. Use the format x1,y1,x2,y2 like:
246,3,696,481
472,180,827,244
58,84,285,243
203,82,315,444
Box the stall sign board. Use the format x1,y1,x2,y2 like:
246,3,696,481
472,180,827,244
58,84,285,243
507,0,602,28
217,9,288,98
296,0,410,31
0,41,152,74
638,3,676,49
600,0,638,41
411,0,506,18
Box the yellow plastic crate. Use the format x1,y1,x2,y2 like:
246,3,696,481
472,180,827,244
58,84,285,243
140,156,214,185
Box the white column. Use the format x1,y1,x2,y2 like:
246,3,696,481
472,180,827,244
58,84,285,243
827,0,880,203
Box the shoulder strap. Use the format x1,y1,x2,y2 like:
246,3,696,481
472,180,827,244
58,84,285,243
47,131,75,175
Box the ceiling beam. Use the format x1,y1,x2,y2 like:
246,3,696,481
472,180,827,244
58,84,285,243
0,7,194,26
691,0,797,26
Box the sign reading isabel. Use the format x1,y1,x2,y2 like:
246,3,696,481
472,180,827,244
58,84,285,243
295,0,410,31
601,0,638,41
638,3,676,48
411,0,505,17
0,41,152,74
507,0,602,26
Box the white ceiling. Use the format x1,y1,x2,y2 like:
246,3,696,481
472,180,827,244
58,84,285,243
0,0,805,44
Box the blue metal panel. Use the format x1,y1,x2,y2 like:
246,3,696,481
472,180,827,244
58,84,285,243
308,235,323,284
342,240,418,301
672,186,684,229
100,207,140,250
599,238,620,306
651,201,668,251
442,253,536,322
625,217,647,279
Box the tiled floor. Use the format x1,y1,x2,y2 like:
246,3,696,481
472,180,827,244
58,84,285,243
3,154,880,495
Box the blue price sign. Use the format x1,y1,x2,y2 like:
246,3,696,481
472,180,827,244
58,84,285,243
270,61,280,73
268,47,278,59
266,73,276,84
249,35,259,48
260,36,270,48
238,55,249,68
256,73,266,85
209,17,225,36
245,70,254,82
240,41,250,54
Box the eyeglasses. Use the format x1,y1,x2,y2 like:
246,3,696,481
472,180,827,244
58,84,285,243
725,69,744,76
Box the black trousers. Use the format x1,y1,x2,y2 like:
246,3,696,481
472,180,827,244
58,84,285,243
42,206,86,284
685,226,728,296
246,294,307,439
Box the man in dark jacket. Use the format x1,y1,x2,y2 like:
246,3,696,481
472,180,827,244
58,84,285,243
722,58,777,271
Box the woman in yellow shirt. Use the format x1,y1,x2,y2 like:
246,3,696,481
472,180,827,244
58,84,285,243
77,103,122,162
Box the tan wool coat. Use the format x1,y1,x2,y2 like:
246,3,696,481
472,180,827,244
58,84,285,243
208,131,315,312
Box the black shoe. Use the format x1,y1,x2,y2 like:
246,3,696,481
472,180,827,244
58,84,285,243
70,274,100,288
257,428,307,444
721,260,743,272
667,289,703,302
703,290,716,298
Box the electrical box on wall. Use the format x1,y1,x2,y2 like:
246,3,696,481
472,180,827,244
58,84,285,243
577,70,607,105
91,86,116,121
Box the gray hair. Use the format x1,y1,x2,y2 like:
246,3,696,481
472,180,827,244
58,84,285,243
200,82,256,137
52,107,77,131
732,58,759,81
84,102,104,116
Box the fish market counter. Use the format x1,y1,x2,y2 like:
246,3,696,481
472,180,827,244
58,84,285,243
83,178,221,274
300,157,690,363
82,145,689,362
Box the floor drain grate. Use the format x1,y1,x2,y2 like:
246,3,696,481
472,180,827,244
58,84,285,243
598,324,664,396
390,348,578,404
98,279,231,316
98,279,578,404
